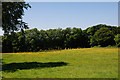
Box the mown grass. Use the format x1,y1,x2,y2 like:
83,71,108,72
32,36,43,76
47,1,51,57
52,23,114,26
2,48,118,78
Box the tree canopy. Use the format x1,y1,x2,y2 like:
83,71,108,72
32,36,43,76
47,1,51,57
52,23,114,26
2,24,119,53
2,2,31,34
90,27,115,47
114,34,120,47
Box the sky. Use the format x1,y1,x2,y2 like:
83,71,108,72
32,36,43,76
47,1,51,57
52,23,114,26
25,0,120,2
0,2,118,35
22,2,118,31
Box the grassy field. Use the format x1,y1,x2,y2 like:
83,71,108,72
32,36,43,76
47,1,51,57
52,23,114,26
2,48,118,78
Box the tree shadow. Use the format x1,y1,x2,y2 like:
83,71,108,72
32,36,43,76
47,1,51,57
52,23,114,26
2,62,68,72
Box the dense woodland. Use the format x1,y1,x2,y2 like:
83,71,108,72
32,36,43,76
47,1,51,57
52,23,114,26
1,2,120,53
1,24,120,53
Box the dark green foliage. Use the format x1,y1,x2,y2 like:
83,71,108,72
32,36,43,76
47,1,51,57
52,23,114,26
0,36,2,53
86,24,117,36
2,24,118,53
114,34,120,47
2,24,119,53
86,24,117,47
2,27,89,53
117,26,120,34
90,27,115,47
2,2,31,34
2,34,13,53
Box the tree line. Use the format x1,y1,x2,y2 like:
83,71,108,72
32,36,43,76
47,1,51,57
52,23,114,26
2,24,120,53
1,2,120,53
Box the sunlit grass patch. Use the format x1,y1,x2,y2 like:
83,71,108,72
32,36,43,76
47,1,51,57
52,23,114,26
2,48,118,78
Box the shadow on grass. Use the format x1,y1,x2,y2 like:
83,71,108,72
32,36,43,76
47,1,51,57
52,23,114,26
2,62,68,72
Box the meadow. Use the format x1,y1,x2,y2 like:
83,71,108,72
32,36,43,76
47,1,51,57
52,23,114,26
2,48,118,78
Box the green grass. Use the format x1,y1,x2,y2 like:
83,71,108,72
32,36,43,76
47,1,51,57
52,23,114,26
2,48,118,78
